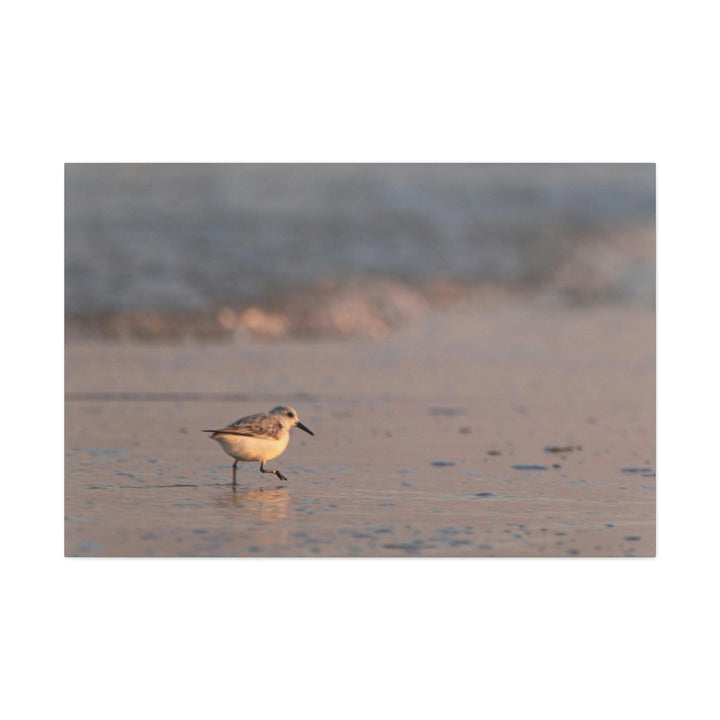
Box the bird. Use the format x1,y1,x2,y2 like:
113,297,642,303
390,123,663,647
203,405,314,484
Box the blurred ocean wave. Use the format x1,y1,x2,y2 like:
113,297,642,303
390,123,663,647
65,164,654,340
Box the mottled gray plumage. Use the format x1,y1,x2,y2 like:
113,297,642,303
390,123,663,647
211,409,285,440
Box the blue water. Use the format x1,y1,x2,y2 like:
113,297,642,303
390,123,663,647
65,164,654,314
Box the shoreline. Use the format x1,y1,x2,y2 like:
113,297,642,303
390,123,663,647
65,224,655,343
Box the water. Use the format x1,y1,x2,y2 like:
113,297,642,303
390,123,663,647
65,164,654,315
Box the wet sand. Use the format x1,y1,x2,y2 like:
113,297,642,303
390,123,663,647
65,299,655,557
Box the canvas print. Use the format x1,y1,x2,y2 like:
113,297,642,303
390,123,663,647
65,164,655,557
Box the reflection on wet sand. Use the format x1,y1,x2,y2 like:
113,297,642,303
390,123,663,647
218,487,290,522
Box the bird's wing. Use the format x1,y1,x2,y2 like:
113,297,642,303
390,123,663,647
205,412,283,439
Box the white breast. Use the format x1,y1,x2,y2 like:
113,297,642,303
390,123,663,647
213,432,290,463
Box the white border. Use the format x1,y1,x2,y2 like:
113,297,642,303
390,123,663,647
5,2,718,718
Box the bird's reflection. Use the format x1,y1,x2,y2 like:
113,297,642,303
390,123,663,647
217,486,290,522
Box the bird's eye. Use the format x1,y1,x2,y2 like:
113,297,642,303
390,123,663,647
286,411,294,417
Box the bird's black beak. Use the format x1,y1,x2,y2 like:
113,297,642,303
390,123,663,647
296,421,314,436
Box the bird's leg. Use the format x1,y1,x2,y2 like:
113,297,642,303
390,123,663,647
232,460,238,486
260,461,288,482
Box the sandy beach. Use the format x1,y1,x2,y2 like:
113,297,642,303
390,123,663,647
65,298,655,557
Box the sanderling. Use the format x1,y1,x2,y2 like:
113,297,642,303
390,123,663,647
203,405,314,484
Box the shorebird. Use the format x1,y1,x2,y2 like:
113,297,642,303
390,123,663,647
204,405,314,484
